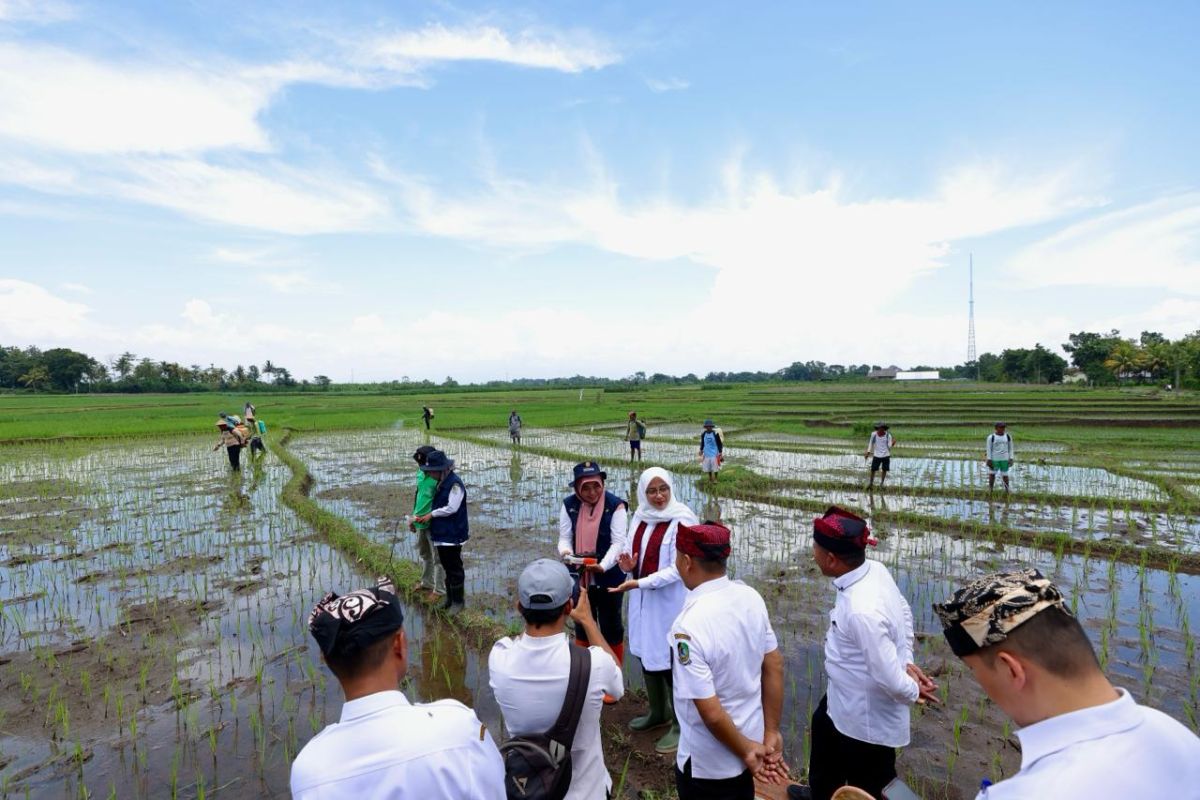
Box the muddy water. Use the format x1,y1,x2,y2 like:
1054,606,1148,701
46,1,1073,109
292,428,1200,796
0,438,500,798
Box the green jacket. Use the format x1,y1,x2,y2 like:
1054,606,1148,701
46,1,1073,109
412,470,437,530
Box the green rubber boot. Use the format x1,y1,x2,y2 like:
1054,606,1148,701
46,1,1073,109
629,671,669,732
655,672,679,753
654,719,680,754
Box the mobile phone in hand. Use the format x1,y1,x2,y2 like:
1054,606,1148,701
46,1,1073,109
882,778,920,800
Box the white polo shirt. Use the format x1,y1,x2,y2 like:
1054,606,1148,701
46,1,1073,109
290,690,506,800
979,688,1200,799
669,576,779,780
489,632,624,800
823,560,919,748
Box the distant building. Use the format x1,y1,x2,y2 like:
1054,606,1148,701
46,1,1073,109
867,366,900,379
895,371,940,381
1063,369,1088,385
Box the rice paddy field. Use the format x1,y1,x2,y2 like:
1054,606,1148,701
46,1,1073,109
1,383,1198,798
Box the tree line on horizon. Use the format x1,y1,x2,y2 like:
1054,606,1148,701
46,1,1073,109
1,329,1198,394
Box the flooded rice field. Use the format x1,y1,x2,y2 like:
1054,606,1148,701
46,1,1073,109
2,425,1196,798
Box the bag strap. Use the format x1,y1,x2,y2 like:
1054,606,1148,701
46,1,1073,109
546,643,591,751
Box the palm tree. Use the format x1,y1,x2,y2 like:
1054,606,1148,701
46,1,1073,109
262,360,277,383
112,351,136,379
1104,341,1140,383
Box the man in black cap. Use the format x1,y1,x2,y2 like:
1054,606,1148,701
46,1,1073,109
799,507,937,800
669,522,788,799
412,450,469,614
290,578,505,799
934,569,1200,799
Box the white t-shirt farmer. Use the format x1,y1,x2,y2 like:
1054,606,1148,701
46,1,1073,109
669,576,779,780
868,431,894,457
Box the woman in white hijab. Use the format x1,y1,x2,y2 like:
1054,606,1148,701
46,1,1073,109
610,466,698,754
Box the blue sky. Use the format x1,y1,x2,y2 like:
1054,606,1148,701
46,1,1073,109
1,1,1197,381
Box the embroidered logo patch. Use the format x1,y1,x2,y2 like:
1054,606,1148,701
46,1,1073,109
673,633,691,641
676,641,690,665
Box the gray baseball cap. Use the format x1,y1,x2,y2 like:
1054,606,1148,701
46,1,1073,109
518,558,573,610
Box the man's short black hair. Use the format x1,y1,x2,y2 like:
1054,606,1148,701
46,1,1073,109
834,549,866,569
520,602,569,627
978,605,1099,678
323,628,399,681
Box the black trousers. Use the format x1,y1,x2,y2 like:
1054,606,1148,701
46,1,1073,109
809,694,896,800
573,585,624,646
436,545,464,588
675,758,753,800
227,445,241,471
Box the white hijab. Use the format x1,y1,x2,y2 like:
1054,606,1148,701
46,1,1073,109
631,467,698,527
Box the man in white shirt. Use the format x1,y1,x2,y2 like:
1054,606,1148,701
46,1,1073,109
489,558,624,800
290,578,505,799
863,423,895,491
985,422,1014,493
669,522,789,799
934,569,1200,799
802,507,938,800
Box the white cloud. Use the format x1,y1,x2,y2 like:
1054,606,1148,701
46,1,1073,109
1008,194,1200,294
0,279,90,339
367,25,618,73
645,76,689,93
0,42,273,155
61,281,91,294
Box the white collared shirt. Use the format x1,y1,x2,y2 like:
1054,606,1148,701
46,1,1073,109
823,560,919,748
290,690,505,799
979,688,1200,799
489,632,624,800
669,576,779,780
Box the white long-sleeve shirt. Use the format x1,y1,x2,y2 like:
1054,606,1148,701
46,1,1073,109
978,688,1200,799
557,503,628,572
823,560,919,748
986,433,1014,461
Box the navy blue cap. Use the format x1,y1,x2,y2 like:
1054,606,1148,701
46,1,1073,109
571,460,606,485
419,449,455,472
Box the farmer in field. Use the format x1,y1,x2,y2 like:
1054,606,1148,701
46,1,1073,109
243,401,256,425
801,507,938,800
934,569,1200,798
698,420,724,483
291,578,505,799
409,445,444,596
489,559,624,800
668,522,789,798
986,422,1014,494
422,405,434,430
508,409,522,444
558,461,629,701
625,411,644,462
411,450,468,615
864,422,895,491
213,415,246,471
608,467,699,754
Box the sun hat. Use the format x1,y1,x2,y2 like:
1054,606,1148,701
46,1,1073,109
703,419,715,427
412,444,436,464
307,577,404,658
518,559,574,610
995,421,1007,428
874,421,888,430
419,450,455,472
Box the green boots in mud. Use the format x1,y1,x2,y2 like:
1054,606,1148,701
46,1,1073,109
630,671,679,753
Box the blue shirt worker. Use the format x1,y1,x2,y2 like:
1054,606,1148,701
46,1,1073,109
698,420,724,483
669,522,788,800
934,569,1200,800
290,578,505,799
412,450,469,615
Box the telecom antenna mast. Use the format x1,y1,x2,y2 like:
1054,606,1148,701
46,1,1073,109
967,254,977,378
